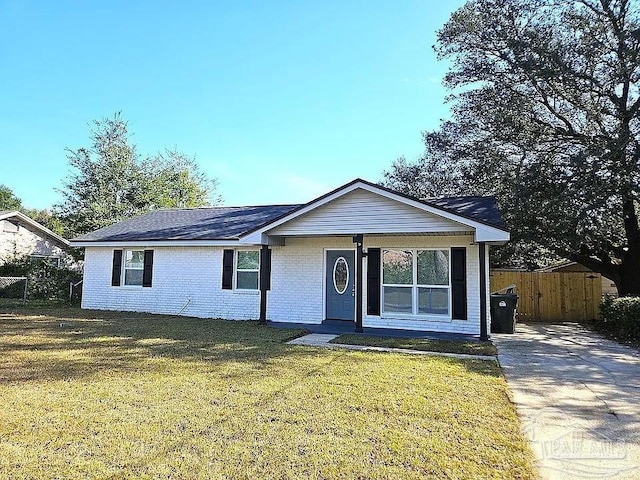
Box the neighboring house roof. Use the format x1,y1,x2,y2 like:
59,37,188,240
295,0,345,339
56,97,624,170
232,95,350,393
71,178,509,245
72,205,301,242
0,211,70,248
536,261,592,273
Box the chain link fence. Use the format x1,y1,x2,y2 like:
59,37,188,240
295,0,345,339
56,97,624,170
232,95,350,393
0,277,28,304
0,257,82,306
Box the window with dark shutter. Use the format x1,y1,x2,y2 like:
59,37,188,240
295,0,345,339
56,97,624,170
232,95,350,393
222,249,234,289
451,247,467,320
366,248,381,315
111,250,123,286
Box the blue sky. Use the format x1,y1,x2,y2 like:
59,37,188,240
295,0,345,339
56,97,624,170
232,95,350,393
0,1,465,209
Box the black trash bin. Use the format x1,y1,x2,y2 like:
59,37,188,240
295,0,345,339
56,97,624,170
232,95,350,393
490,294,518,333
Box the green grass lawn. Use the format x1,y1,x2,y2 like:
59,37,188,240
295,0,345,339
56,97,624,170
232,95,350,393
331,334,497,356
0,307,536,479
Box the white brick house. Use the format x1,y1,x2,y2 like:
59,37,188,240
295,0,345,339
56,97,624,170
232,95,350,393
72,179,510,338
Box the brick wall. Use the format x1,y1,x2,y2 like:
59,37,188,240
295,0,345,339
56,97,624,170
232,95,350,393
269,235,482,335
82,234,487,335
82,247,260,320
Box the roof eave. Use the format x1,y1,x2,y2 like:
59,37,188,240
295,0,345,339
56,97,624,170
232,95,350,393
0,211,70,248
70,238,254,248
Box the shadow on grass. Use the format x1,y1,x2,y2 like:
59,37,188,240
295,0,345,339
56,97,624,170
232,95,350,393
0,307,503,386
0,307,322,383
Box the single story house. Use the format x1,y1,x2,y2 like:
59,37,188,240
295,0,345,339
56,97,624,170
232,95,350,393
0,210,71,267
71,179,510,339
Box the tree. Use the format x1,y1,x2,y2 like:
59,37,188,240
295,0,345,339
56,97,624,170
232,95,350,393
56,113,220,237
0,185,23,211
26,209,66,236
385,0,640,295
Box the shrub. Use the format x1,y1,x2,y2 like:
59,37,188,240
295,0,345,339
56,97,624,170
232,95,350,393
0,256,81,301
595,296,640,346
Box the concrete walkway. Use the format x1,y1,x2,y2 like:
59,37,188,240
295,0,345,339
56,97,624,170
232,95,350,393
493,323,640,479
287,333,497,361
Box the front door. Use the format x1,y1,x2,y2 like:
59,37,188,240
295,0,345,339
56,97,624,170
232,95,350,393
325,250,355,321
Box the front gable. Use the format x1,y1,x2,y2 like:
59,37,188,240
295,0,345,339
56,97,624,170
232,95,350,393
267,188,473,236
239,180,509,244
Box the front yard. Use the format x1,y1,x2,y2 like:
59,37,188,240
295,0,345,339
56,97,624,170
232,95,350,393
0,308,537,479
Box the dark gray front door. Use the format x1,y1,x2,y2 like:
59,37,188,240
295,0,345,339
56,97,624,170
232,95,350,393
325,250,355,321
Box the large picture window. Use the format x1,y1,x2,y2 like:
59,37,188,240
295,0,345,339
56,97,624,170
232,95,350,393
382,249,450,316
236,250,260,290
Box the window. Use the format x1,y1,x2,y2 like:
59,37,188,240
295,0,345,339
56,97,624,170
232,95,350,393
236,250,260,290
123,250,144,286
28,255,61,268
382,249,450,316
332,257,349,294
417,250,449,315
2,220,18,233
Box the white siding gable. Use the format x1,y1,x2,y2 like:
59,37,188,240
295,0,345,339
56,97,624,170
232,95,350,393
267,188,472,236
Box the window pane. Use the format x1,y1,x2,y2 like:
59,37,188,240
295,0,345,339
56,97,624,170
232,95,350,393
383,286,413,313
417,250,449,285
333,257,349,294
418,287,449,315
382,250,413,285
125,250,144,269
237,251,259,270
237,271,259,290
124,269,143,286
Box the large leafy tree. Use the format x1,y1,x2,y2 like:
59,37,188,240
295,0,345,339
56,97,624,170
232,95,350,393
0,185,23,211
385,0,640,295
56,113,220,237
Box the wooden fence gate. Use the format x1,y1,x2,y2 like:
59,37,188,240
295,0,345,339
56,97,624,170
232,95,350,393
490,270,602,322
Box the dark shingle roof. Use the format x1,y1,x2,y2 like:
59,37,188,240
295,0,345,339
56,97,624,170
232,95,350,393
424,196,505,228
73,205,301,242
73,186,506,243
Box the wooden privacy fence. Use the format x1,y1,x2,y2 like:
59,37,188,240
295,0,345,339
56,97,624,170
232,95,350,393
490,270,602,322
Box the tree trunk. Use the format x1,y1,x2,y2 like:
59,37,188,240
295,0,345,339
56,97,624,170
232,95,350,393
616,246,640,296
617,198,640,296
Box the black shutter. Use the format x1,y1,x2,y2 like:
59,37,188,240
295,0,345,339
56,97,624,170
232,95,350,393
142,250,154,287
111,250,123,286
222,249,234,289
451,247,467,320
366,248,381,315
260,248,272,291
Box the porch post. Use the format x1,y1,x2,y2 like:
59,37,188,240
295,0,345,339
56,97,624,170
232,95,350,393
259,245,269,326
479,242,489,341
354,234,364,333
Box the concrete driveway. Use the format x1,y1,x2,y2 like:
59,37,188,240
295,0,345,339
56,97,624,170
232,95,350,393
493,323,640,480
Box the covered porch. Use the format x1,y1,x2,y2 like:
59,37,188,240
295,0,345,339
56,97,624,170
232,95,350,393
237,180,510,340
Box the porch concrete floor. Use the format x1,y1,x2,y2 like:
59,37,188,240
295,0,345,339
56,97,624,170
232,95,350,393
269,320,481,342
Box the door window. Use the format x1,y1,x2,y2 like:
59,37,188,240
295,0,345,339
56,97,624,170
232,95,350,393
332,257,349,294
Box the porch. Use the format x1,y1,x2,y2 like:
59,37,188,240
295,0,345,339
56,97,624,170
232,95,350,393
268,319,481,342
